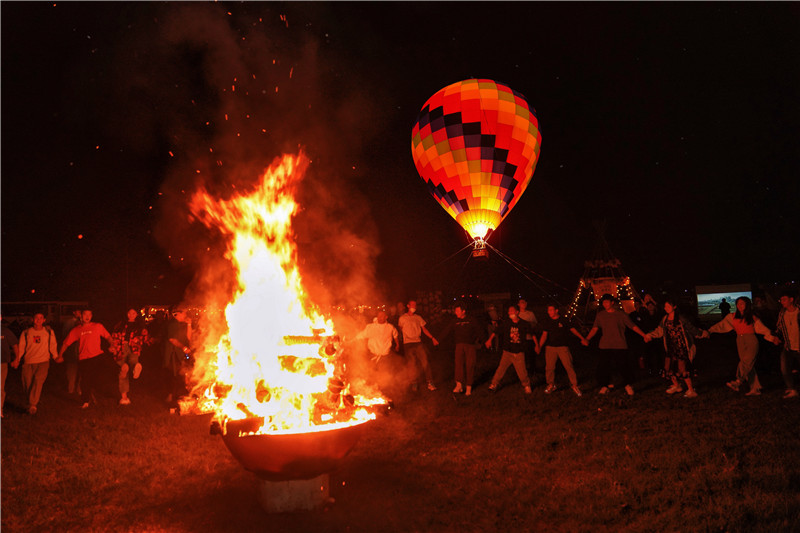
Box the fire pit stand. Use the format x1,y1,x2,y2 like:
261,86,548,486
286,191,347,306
259,474,330,512
214,417,372,512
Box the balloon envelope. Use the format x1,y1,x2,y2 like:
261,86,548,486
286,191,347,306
411,79,541,240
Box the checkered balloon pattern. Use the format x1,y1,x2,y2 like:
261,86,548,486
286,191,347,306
411,79,541,240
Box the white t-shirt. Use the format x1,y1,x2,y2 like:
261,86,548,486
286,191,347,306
357,322,398,356
398,313,426,344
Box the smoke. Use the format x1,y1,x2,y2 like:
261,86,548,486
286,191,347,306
99,4,397,402
105,3,386,314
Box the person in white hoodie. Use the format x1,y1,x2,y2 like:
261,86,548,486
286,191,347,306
15,312,59,414
357,311,400,364
356,310,401,397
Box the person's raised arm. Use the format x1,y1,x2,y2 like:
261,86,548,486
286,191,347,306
537,331,548,354
48,329,58,360
754,317,777,342
16,331,28,367
622,313,646,338
57,330,77,361
422,326,438,346
485,332,496,349
392,326,400,351
10,339,21,369
582,327,599,346
569,327,585,344
708,314,734,335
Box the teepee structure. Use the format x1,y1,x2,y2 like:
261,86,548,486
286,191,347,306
566,222,641,321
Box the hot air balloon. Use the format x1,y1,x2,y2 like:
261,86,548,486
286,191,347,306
411,79,541,257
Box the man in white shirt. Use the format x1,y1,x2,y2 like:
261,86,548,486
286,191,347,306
398,300,439,391
357,311,400,363
774,288,800,399
518,298,540,379
357,310,401,397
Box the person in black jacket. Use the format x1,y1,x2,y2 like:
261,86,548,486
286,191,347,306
439,303,484,396
486,305,534,394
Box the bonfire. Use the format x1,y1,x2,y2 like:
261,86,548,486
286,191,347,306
182,152,386,439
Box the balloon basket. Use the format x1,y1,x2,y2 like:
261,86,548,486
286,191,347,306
471,248,489,260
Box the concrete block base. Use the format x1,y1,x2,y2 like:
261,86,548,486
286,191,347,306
258,474,330,512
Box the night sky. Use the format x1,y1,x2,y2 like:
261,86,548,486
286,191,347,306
2,2,799,317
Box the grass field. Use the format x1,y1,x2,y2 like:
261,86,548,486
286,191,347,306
2,334,799,532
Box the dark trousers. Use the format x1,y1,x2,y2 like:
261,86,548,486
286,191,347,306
404,342,433,384
524,339,540,376
164,366,188,404
454,343,477,386
78,355,106,404
596,348,636,387
781,349,800,390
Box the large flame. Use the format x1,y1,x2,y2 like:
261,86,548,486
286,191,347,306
186,152,384,435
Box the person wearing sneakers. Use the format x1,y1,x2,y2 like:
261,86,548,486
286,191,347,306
58,309,113,409
644,297,705,398
582,294,647,396
15,312,58,414
537,304,584,397
438,302,484,396
707,296,776,396
771,288,800,399
486,304,534,394
110,308,150,406
398,300,439,392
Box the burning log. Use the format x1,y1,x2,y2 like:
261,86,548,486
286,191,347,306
277,355,327,376
327,377,344,395
282,334,323,345
255,380,271,403
236,402,258,419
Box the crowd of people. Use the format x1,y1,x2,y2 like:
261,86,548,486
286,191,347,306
354,288,800,401
1,305,195,416
1,286,798,418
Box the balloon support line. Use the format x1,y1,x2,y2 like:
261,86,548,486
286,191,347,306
424,239,570,307
483,242,568,305
427,241,475,272
429,245,474,303
484,242,570,292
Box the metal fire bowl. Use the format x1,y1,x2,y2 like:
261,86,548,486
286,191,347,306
221,418,372,481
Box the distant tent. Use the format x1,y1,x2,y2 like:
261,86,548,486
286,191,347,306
566,222,641,322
